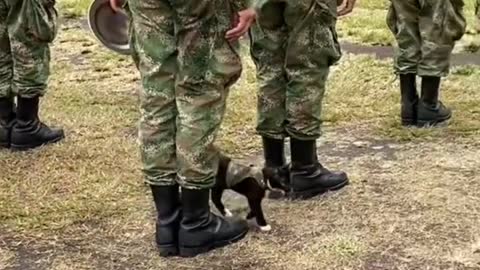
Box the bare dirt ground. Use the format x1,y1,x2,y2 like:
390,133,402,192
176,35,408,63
1,18,480,270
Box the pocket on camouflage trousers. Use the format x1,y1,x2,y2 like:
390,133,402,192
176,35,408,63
443,0,466,42
386,4,398,35
24,0,58,43
309,0,341,66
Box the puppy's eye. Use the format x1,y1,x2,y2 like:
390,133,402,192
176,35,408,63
249,164,254,167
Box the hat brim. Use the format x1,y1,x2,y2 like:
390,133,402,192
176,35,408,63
88,0,131,55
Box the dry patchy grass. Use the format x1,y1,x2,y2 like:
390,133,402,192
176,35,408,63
1,15,480,270
0,247,15,269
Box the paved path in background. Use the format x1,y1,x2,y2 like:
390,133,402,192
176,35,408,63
342,41,480,66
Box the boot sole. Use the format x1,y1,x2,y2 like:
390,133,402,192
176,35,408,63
401,119,417,127
0,142,9,149
416,116,451,127
10,135,65,151
158,244,179,257
288,178,350,200
401,117,417,126
178,230,248,258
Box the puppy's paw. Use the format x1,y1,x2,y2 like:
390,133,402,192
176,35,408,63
259,224,272,232
247,218,271,233
224,208,233,217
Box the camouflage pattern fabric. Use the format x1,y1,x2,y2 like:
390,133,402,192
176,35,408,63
128,0,243,189
250,0,341,140
0,0,57,99
386,0,466,77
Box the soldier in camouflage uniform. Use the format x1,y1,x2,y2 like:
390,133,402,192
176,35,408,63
386,0,466,127
0,0,64,151
109,0,256,258
250,0,355,200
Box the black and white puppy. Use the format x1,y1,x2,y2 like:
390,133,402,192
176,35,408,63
213,153,282,232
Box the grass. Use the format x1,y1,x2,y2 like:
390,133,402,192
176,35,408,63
58,0,92,18
1,4,480,270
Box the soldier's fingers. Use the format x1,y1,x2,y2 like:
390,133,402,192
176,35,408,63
337,6,350,16
230,17,255,41
340,0,355,16
226,19,248,40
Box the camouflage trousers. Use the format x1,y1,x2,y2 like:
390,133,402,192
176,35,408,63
0,0,57,99
250,0,341,140
386,0,466,77
128,0,242,189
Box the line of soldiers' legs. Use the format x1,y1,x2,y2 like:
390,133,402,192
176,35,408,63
0,0,468,261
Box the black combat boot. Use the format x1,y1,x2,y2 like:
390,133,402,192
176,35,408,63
399,74,419,126
151,185,181,257
10,96,64,151
262,137,290,195
178,188,249,257
0,97,16,148
417,76,452,127
289,138,349,200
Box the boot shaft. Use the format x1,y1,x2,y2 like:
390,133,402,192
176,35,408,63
180,188,211,228
399,74,419,125
0,97,15,124
399,74,418,103
16,97,40,124
262,137,286,167
421,76,441,106
151,185,180,221
290,138,316,168
150,185,181,256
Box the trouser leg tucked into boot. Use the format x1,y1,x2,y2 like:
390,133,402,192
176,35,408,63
178,188,249,258
399,74,419,126
417,76,452,126
10,96,64,150
151,185,181,257
0,97,16,148
262,137,290,196
289,138,349,200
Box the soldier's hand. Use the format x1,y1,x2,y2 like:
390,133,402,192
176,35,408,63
226,8,256,42
337,0,356,16
109,0,123,12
